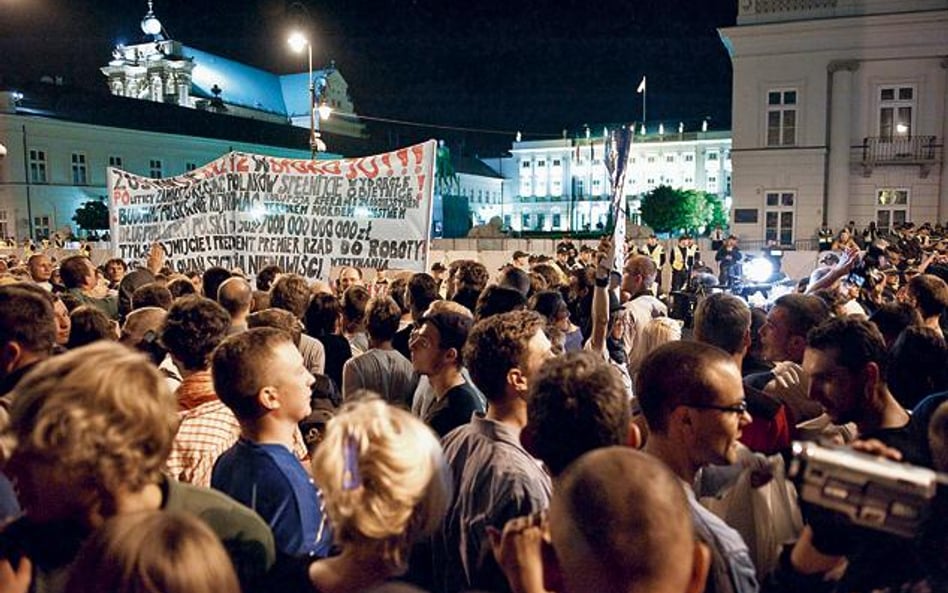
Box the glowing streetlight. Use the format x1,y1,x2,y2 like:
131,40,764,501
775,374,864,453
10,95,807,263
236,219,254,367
288,31,330,157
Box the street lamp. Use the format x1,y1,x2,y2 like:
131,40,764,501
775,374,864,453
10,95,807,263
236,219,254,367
288,31,332,158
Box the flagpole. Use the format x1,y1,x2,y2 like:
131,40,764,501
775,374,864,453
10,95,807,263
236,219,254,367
636,75,647,127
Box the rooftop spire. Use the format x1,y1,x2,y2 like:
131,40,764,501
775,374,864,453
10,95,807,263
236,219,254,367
141,1,164,40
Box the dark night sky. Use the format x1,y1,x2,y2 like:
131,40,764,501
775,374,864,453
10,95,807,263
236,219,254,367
0,0,737,155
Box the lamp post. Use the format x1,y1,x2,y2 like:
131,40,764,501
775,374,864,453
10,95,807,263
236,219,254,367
288,32,331,158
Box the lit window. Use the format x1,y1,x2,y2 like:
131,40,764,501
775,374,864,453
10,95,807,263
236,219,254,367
876,188,909,234
878,86,915,140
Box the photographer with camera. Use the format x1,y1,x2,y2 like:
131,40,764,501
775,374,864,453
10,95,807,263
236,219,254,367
715,235,743,290
767,316,935,593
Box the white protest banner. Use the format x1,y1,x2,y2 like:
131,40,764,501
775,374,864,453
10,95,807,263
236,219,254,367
109,140,436,280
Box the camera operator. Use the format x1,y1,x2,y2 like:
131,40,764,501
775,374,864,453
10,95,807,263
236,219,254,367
715,235,743,289
765,317,939,593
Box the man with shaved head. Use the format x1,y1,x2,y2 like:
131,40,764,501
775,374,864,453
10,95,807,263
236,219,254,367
218,276,254,334
547,448,710,593
120,307,167,356
617,253,666,362
491,447,709,593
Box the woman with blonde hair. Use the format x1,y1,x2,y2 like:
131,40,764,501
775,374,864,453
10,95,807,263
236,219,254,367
626,316,683,386
297,396,451,593
64,511,240,593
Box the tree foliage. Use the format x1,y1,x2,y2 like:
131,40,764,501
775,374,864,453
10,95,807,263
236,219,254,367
72,199,110,230
640,186,701,234
705,193,729,229
639,185,726,235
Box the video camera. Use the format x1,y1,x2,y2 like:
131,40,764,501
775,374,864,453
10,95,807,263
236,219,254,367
788,441,947,539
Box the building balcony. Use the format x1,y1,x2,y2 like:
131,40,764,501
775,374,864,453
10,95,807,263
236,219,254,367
858,136,941,178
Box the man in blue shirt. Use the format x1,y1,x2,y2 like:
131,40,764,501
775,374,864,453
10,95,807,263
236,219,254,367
211,327,333,558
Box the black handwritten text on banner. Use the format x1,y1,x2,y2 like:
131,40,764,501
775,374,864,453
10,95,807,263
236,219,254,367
108,141,436,280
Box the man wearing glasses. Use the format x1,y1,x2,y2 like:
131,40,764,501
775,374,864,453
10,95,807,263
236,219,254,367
637,341,759,593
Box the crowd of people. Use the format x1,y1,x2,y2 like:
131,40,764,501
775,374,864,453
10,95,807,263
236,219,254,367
0,222,946,593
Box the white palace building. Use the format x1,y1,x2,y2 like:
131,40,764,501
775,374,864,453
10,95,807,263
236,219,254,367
474,126,732,234
0,3,364,242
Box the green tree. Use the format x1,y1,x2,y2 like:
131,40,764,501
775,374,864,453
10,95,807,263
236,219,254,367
72,199,110,231
639,186,730,235
705,193,729,230
639,185,705,234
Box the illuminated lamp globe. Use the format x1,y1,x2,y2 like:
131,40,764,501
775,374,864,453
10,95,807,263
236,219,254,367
287,32,308,54
141,14,162,36
318,104,333,120
744,257,774,284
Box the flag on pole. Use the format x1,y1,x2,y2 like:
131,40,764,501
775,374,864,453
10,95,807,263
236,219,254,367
604,125,635,274
636,76,646,94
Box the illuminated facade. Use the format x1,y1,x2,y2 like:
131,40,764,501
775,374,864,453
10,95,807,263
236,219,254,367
478,129,732,232
0,88,318,241
720,0,948,245
100,3,365,139
0,3,370,241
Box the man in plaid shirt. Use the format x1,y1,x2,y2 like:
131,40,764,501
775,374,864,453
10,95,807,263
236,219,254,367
161,295,241,487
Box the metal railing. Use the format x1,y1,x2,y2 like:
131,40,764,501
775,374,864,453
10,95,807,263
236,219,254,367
734,238,819,252
860,136,938,165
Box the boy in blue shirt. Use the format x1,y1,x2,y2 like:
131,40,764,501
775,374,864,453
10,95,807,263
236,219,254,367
211,327,333,558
